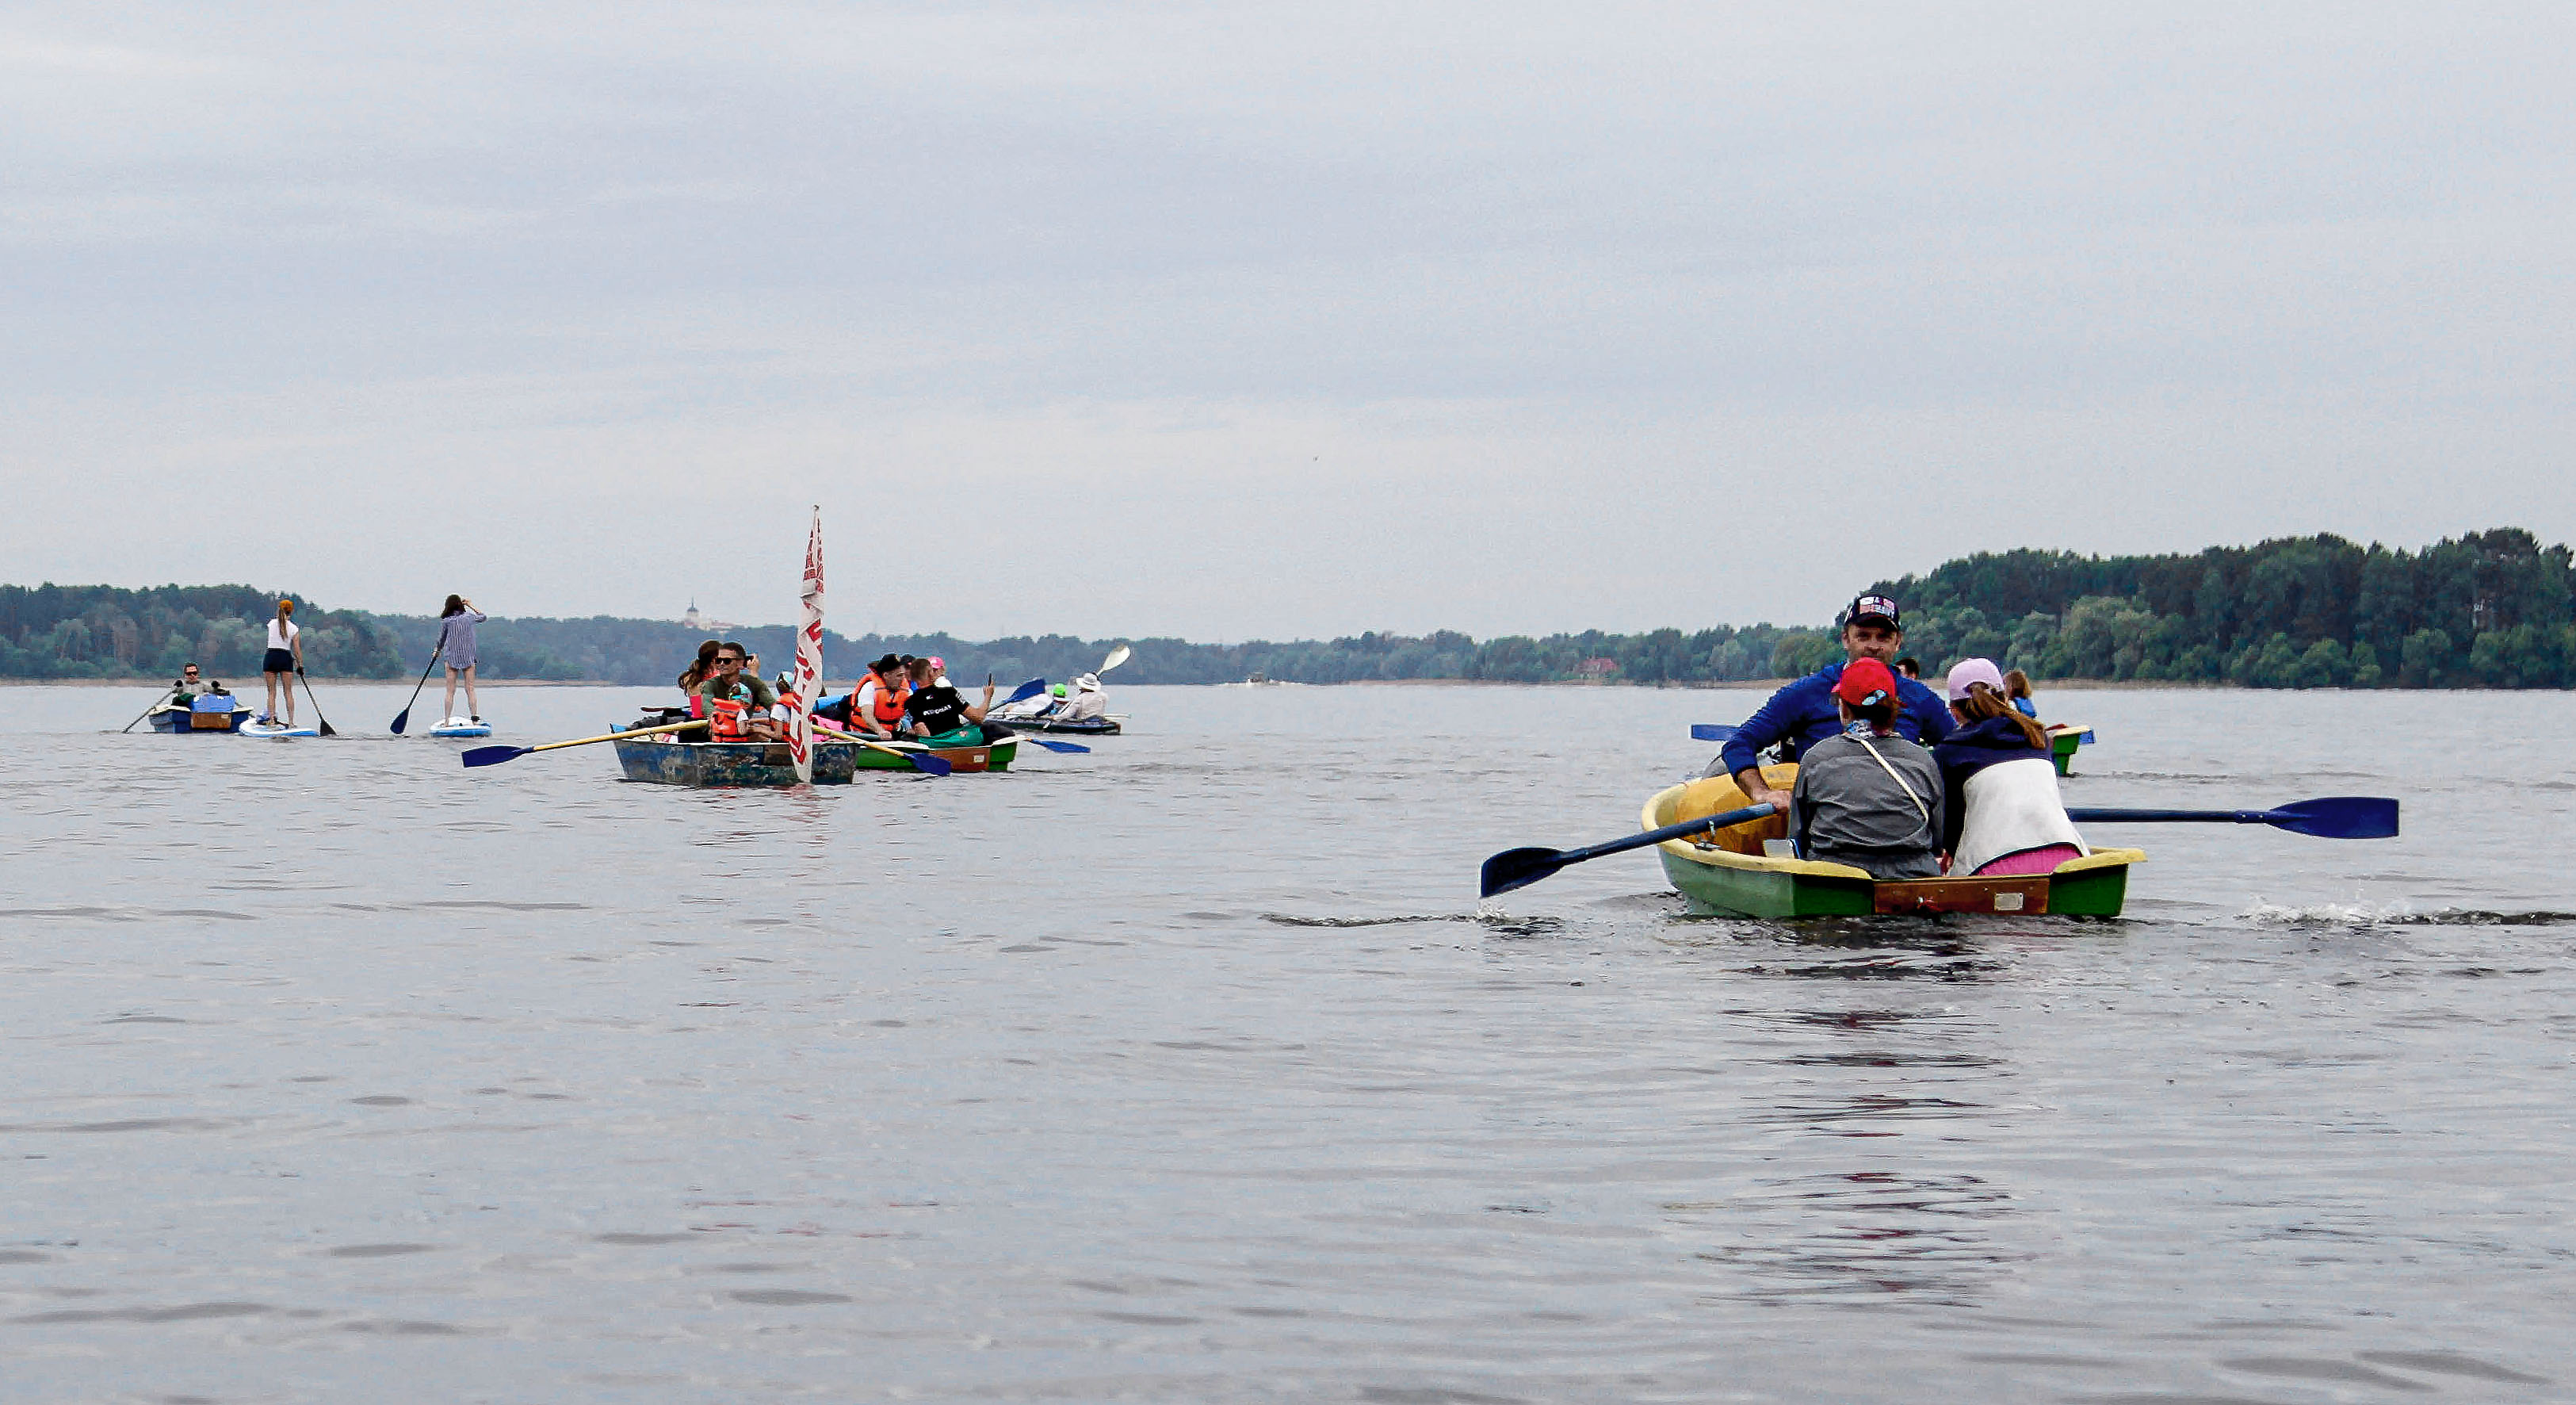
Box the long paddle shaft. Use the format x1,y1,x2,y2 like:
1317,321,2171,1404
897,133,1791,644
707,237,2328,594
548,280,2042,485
810,720,954,775
294,667,338,737
2067,797,2398,840
389,646,441,734
1481,803,1778,898
463,720,698,768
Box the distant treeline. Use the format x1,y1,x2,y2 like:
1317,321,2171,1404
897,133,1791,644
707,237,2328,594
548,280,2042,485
0,584,407,681
8,527,2573,688
1863,527,2576,688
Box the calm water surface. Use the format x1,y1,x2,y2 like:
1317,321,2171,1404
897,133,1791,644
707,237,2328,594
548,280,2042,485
2,682,2570,1402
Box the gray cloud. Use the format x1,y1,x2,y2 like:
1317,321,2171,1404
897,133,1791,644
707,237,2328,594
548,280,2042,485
5,3,2570,637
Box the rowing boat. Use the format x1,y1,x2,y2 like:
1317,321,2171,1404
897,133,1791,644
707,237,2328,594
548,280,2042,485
607,728,1019,786
145,695,251,733
1644,765,2144,917
2047,722,2094,775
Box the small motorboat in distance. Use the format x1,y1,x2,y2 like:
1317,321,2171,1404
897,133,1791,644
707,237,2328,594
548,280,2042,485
1644,765,2144,917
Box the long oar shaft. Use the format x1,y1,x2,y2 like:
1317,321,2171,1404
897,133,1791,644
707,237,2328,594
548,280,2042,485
1481,802,1777,898
813,721,953,775
463,719,700,768
2068,796,2398,840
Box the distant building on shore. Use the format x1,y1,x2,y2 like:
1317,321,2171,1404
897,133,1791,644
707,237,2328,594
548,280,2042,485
679,599,740,633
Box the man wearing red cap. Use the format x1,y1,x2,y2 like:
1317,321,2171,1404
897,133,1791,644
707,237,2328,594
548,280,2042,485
1719,593,1952,813
1787,657,1945,878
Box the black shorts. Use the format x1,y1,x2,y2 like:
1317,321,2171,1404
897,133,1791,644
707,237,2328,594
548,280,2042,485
263,649,296,673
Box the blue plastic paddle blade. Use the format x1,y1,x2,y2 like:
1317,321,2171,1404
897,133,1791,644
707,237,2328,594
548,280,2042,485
1690,724,1737,742
1480,846,1566,898
461,745,526,768
907,752,954,776
2268,797,2399,840
1019,737,1090,753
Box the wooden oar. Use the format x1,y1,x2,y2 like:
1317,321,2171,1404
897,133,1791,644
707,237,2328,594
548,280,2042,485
811,720,953,775
1481,803,1778,898
2067,797,2398,840
463,720,698,768
389,646,441,734
294,666,338,737
119,689,173,733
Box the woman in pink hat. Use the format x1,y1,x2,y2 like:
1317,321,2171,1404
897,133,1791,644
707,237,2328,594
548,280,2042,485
1932,658,2088,875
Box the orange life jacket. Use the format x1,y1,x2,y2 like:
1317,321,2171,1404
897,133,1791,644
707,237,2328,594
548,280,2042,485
866,672,910,727
707,692,750,741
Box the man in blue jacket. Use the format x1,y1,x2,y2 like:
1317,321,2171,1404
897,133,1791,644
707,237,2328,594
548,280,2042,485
1722,594,1953,814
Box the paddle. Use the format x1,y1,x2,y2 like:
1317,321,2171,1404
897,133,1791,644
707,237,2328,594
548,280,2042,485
120,687,174,733
2066,797,2398,840
994,729,1089,754
294,667,338,737
1481,803,1778,898
810,720,954,775
1690,723,1737,742
1000,676,1047,707
1099,644,1131,673
464,719,698,768
389,646,441,734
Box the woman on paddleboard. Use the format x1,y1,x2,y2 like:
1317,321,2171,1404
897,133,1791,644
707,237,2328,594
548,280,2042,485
436,595,487,725
261,599,301,726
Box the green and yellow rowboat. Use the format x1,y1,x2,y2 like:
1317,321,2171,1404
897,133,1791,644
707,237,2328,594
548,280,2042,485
2047,722,2094,775
1645,765,2144,917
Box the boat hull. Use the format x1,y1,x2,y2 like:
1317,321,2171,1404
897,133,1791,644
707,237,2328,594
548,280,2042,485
146,702,250,733
1644,772,2141,918
610,734,1018,786
989,714,1121,735
2047,724,2095,775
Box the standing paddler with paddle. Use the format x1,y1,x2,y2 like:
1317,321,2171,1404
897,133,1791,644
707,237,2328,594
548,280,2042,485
434,595,487,728
260,599,302,728
1720,593,1952,815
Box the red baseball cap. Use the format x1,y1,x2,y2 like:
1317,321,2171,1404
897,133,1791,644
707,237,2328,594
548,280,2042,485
1834,657,1898,708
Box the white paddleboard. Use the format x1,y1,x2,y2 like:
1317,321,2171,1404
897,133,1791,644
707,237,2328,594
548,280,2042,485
241,721,320,738
429,718,493,737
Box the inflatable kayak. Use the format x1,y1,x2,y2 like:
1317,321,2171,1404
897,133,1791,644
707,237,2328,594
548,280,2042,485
428,718,494,737
986,711,1121,735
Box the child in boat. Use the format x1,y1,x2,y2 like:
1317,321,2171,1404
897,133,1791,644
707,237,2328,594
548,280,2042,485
1933,658,2089,876
1787,658,1944,879
2002,668,2039,718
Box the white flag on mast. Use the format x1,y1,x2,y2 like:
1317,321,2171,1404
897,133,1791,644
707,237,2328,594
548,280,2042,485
789,506,825,784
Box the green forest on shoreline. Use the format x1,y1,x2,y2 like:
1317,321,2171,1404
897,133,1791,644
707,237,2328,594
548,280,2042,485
8,528,2573,690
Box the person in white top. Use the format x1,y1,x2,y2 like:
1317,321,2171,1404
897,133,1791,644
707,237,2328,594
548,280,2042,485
262,599,303,726
1059,673,1108,722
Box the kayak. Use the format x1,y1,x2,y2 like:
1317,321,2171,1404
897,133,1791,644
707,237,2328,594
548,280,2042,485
428,718,494,737
1644,766,2144,917
985,712,1121,735
145,697,251,733
2047,723,2095,775
241,720,320,739
609,729,1019,786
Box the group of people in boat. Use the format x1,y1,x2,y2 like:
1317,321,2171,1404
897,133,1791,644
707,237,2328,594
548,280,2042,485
1721,592,2082,880
674,644,1015,749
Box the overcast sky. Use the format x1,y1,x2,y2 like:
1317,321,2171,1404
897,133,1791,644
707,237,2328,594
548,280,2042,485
5,3,2570,638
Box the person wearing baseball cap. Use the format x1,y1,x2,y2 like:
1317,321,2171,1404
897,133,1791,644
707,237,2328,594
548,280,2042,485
1718,591,1954,813
1784,657,1945,879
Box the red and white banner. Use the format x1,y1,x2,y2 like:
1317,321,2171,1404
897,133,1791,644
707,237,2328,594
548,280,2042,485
788,506,825,784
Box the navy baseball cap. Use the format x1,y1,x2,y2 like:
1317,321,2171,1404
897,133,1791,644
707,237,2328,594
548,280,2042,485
1843,595,1902,630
